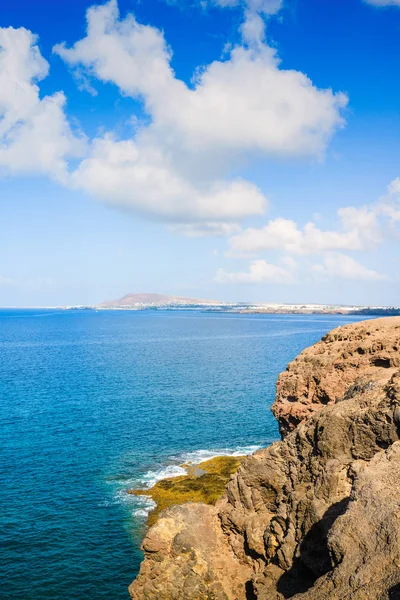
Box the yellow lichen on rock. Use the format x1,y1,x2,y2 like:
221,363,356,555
128,455,243,526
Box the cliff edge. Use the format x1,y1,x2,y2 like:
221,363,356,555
130,317,400,600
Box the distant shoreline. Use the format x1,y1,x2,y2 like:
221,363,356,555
2,304,400,316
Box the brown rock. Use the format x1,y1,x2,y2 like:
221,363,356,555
295,442,400,599
129,503,252,599
272,316,400,437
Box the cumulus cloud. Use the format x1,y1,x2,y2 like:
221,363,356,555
0,0,351,249
228,206,381,255
215,251,386,286
70,136,267,221
51,0,346,226
312,253,386,281
55,1,347,159
1,0,396,291
0,0,346,230
215,259,295,283
0,27,84,181
220,180,400,284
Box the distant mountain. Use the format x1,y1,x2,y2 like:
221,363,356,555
98,293,220,308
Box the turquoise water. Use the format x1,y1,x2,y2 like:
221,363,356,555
0,309,370,599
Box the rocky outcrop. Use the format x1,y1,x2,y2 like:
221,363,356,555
130,317,400,600
272,317,400,436
129,503,252,600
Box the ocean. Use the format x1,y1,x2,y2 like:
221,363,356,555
0,309,369,599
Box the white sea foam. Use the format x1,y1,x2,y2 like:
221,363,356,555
177,444,262,465
139,464,187,489
131,496,157,518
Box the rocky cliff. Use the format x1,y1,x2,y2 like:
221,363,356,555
130,317,400,600
272,317,400,437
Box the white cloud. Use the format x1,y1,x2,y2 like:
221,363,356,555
55,2,346,159
229,206,381,255
199,0,283,45
387,178,400,195
312,253,386,281
246,0,283,14
222,188,397,285
240,11,266,46
0,1,353,253
52,0,347,227
215,259,295,283
241,1,283,45
70,136,267,221
378,178,400,221
0,27,84,181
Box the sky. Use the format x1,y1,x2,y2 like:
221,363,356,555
2,0,400,306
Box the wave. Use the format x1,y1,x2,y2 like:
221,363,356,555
131,496,157,518
176,444,262,465
139,464,187,489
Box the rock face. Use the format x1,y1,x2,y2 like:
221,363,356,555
272,317,400,437
129,503,252,600
130,317,400,600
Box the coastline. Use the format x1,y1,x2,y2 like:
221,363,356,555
3,304,400,316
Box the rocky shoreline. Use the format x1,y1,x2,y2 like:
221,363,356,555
128,456,244,527
130,317,400,599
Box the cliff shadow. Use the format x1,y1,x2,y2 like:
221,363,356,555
389,583,400,599
276,498,350,598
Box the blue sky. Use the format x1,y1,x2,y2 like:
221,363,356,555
2,0,400,306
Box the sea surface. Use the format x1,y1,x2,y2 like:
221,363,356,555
0,309,371,599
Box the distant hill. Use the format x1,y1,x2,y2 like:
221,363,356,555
98,293,220,308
